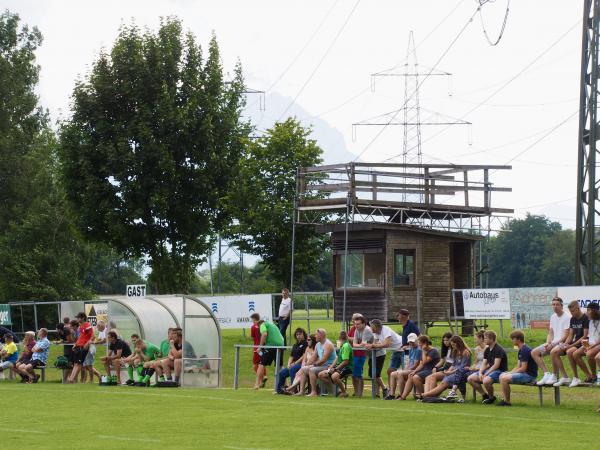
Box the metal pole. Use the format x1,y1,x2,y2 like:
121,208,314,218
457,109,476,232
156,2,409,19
33,303,38,332
181,296,186,387
217,236,222,294
305,294,311,334
342,192,351,331
452,290,459,335
208,253,214,295
289,168,299,344
274,348,281,393
416,288,422,332
371,349,377,399
233,346,240,390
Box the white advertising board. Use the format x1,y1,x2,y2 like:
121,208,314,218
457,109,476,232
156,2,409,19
461,289,511,319
557,286,600,311
198,294,272,329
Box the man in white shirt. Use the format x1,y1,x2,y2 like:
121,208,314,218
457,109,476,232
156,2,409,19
277,288,293,344
533,297,571,386
365,319,403,398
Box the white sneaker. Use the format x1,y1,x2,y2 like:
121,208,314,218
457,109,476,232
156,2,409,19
553,377,570,387
569,377,581,387
545,374,558,385
536,372,550,386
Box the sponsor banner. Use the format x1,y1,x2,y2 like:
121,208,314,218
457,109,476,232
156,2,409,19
0,304,11,326
557,286,600,311
197,294,272,329
508,287,557,329
461,289,511,319
85,303,108,327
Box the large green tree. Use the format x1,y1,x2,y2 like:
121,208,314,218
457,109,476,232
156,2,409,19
226,118,325,287
60,19,249,293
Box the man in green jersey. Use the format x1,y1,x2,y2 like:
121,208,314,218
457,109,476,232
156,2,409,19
251,313,284,390
134,339,161,386
319,330,353,397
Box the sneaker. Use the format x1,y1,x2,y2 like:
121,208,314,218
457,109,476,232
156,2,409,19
553,377,570,387
482,396,496,405
569,377,581,388
383,387,389,398
537,373,551,386
545,374,558,386
446,389,457,399
261,377,268,388
125,379,135,386
384,395,395,400
496,400,512,406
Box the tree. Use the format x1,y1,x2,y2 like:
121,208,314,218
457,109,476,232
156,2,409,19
60,18,249,294
488,214,564,288
225,118,326,286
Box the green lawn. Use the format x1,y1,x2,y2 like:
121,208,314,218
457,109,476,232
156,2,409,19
1,316,599,449
0,383,598,449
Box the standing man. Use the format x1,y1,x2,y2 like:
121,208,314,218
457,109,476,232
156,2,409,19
278,288,293,344
367,319,403,398
397,309,420,357
467,330,508,404
533,297,571,386
18,328,50,383
252,314,284,390
250,317,268,388
497,330,538,406
68,312,94,383
350,315,374,397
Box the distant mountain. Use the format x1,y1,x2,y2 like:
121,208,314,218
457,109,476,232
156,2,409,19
243,90,358,164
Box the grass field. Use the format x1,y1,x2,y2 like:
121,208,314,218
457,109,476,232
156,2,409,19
1,315,599,449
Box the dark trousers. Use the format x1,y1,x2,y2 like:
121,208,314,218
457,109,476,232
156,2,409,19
278,316,290,344
277,363,302,392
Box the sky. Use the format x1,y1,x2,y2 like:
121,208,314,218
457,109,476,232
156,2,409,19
3,0,584,263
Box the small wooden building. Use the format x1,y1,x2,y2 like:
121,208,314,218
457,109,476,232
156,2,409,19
320,223,480,323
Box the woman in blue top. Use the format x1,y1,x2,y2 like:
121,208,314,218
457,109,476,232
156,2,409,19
421,335,471,400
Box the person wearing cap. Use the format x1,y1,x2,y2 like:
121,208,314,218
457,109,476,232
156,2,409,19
572,302,600,384
0,333,19,373
397,309,420,356
385,332,421,399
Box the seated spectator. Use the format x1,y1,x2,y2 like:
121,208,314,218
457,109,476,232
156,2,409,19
398,335,440,400
318,331,353,397
0,326,19,344
101,331,132,384
307,328,337,397
497,330,539,406
13,331,36,381
156,329,183,384
425,332,453,392
421,335,471,400
0,333,19,375
533,297,571,386
251,314,284,390
366,319,403,398
572,302,600,384
18,328,50,383
467,330,508,404
290,334,317,395
551,300,589,387
68,312,94,384
277,328,307,394
350,314,374,397
121,334,144,384
386,333,421,400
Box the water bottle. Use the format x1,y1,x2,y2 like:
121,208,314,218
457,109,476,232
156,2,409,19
596,370,600,385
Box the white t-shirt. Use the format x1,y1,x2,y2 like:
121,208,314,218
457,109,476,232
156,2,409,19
279,297,292,318
373,325,403,356
588,319,600,345
97,329,106,341
549,312,571,344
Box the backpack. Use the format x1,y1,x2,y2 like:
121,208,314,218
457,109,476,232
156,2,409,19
54,355,70,369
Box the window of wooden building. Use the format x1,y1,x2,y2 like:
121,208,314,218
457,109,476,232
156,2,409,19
394,249,415,287
335,251,385,289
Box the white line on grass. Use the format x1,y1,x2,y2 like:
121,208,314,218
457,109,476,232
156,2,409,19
223,446,270,450
97,435,161,443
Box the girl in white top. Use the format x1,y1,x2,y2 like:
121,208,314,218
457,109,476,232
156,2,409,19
573,303,600,383
289,334,317,395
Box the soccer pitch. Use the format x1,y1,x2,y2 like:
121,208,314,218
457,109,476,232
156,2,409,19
0,383,598,449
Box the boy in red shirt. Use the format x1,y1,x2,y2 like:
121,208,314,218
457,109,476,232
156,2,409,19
251,317,268,388
67,312,94,383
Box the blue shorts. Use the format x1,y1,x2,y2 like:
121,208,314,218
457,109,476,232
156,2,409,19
508,372,536,384
353,356,366,378
389,351,404,370
485,370,502,383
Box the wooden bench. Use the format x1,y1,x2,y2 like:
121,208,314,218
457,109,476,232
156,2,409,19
471,382,561,406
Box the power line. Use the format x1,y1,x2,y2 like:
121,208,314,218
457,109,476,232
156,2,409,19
353,4,483,162
278,0,361,121
478,0,511,46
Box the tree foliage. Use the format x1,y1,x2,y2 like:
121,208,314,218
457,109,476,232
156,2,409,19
488,214,574,288
60,18,249,293
225,118,326,287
